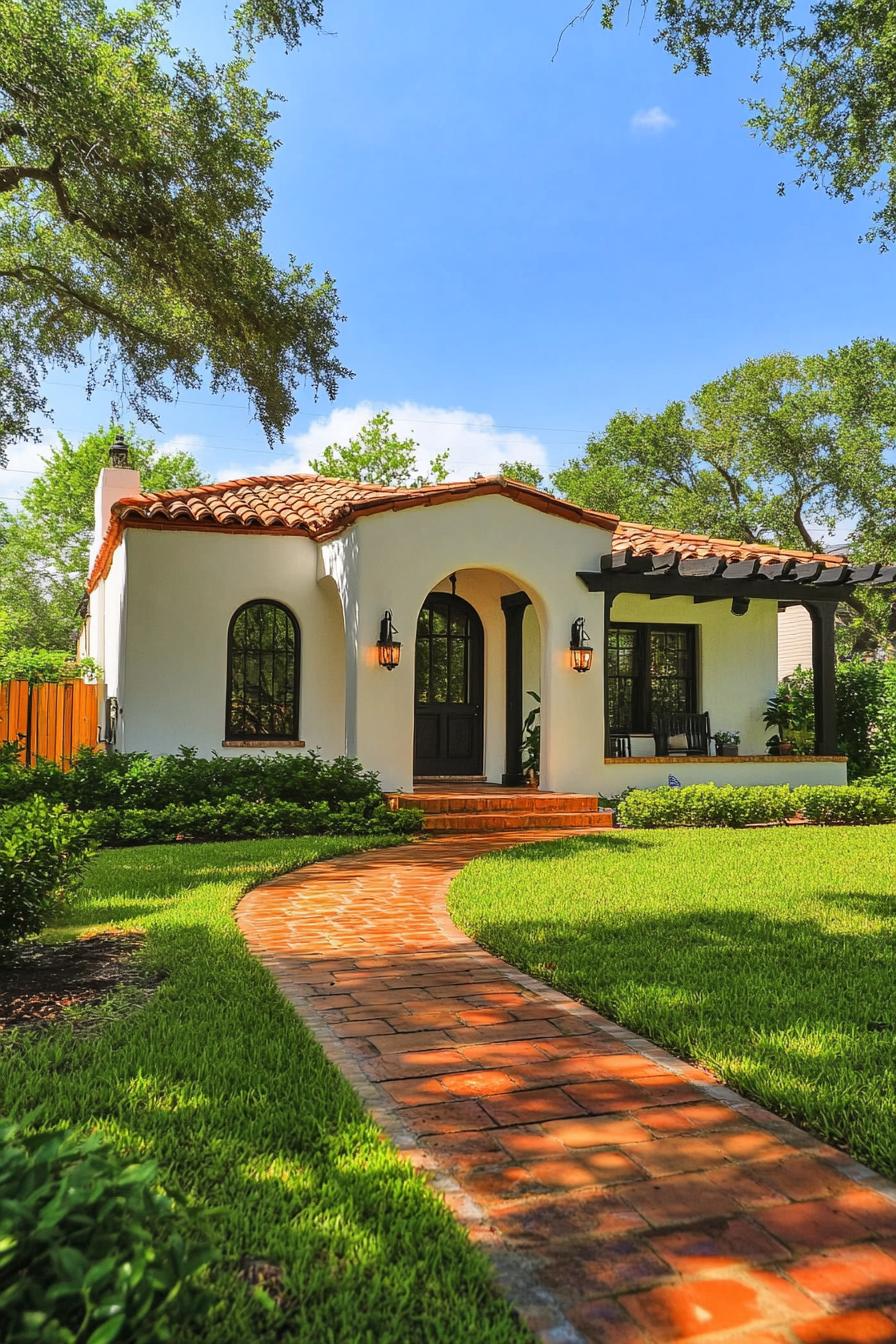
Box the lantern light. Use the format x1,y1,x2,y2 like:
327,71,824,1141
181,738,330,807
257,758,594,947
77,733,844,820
569,616,593,673
377,610,401,670
109,432,130,469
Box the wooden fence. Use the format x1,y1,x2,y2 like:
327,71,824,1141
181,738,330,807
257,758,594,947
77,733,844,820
0,680,100,768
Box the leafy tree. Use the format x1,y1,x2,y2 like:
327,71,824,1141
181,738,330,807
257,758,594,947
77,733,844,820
553,339,896,652
499,460,545,488
563,0,896,243
0,0,346,462
308,411,449,487
0,425,204,650
781,659,896,779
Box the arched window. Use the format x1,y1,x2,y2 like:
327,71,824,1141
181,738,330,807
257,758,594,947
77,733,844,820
226,600,300,741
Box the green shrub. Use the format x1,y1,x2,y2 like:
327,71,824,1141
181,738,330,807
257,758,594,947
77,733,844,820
616,784,794,829
792,784,896,825
0,1121,212,1343
85,796,422,847
617,782,896,828
0,798,94,947
0,747,394,813
779,659,896,779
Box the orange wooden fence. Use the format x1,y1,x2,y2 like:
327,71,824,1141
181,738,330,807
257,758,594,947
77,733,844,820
0,680,100,768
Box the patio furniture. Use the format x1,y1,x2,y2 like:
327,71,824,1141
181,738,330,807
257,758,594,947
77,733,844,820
609,732,632,758
653,711,711,756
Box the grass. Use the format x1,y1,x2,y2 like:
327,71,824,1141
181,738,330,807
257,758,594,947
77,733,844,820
447,827,896,1179
1,837,528,1344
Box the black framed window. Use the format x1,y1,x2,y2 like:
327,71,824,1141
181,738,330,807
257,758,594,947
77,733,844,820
607,623,696,731
415,594,476,706
226,600,300,740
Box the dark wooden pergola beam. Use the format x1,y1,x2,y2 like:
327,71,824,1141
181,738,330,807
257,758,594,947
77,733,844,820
577,571,850,602
587,552,896,762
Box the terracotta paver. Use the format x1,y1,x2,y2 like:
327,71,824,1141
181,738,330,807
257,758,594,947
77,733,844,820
236,833,896,1343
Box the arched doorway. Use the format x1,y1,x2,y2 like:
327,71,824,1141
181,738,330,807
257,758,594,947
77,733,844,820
414,591,484,776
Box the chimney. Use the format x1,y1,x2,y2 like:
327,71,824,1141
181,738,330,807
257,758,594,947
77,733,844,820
90,432,141,567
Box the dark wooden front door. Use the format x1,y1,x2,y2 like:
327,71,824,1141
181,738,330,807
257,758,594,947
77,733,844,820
414,592,484,776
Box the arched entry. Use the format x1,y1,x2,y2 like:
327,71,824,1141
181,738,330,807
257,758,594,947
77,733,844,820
414,591,484,776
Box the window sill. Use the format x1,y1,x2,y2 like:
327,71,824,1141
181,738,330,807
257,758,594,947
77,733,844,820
221,739,305,749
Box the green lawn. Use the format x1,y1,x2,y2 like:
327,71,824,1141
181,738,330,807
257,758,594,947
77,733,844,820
447,827,896,1179
1,838,528,1344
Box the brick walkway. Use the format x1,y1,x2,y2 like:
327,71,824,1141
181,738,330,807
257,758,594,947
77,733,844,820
236,834,896,1344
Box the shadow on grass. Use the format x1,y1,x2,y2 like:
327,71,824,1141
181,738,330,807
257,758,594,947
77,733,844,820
2,907,527,1344
460,901,896,1177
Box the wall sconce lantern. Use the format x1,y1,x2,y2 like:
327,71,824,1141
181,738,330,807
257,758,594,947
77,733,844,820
569,617,594,673
377,610,401,670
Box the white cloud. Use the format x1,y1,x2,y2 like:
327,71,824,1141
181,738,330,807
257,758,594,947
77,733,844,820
630,105,675,134
159,432,207,458
260,402,549,481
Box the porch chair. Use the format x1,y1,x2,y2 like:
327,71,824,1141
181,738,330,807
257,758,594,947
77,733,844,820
609,732,632,758
652,711,711,756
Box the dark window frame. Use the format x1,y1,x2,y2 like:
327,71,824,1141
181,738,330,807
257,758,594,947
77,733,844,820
606,622,698,733
225,599,301,742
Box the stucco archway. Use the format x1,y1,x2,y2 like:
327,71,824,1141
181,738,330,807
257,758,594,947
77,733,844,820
413,569,542,784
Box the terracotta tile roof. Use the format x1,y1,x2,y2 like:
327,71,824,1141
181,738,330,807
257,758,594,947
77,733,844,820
615,521,845,567
86,471,845,591
87,474,620,589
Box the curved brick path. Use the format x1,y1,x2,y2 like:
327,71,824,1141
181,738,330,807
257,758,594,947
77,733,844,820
237,834,896,1344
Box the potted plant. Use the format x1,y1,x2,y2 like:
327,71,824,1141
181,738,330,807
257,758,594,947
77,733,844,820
713,730,741,757
521,691,540,787
763,691,794,755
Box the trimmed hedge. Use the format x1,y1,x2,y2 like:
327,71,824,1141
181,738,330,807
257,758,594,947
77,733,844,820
0,1121,212,1343
85,796,422,847
0,798,94,947
616,782,896,829
792,784,896,826
0,747,391,812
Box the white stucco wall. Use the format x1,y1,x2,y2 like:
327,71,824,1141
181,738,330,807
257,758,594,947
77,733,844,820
117,529,346,758
320,494,611,792
597,593,846,792
82,543,127,704
522,602,541,709
598,757,847,793
609,591,779,755
94,489,846,793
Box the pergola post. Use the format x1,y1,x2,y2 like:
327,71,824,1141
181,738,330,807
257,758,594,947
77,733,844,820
805,602,838,755
501,592,530,784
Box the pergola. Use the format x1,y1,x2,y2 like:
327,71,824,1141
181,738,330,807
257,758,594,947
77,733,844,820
578,552,896,755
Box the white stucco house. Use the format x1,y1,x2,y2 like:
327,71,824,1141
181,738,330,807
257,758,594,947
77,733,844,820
83,447,894,796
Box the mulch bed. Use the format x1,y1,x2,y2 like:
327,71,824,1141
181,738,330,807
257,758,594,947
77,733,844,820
0,932,154,1030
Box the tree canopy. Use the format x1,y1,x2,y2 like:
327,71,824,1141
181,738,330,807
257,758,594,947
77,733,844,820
499,460,545,488
553,339,896,651
564,0,896,244
0,425,203,650
308,411,449,487
0,0,347,463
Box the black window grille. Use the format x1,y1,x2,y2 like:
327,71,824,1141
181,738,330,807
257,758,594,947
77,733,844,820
415,593,476,707
607,623,696,731
226,600,300,740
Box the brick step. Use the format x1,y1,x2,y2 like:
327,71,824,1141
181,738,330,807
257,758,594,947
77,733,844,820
423,810,612,833
388,792,600,815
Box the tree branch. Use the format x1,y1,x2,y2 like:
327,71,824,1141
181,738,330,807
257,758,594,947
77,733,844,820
0,264,163,347
792,500,819,550
706,456,759,542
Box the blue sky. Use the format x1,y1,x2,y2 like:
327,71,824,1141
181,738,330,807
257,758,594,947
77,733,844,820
9,0,896,499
